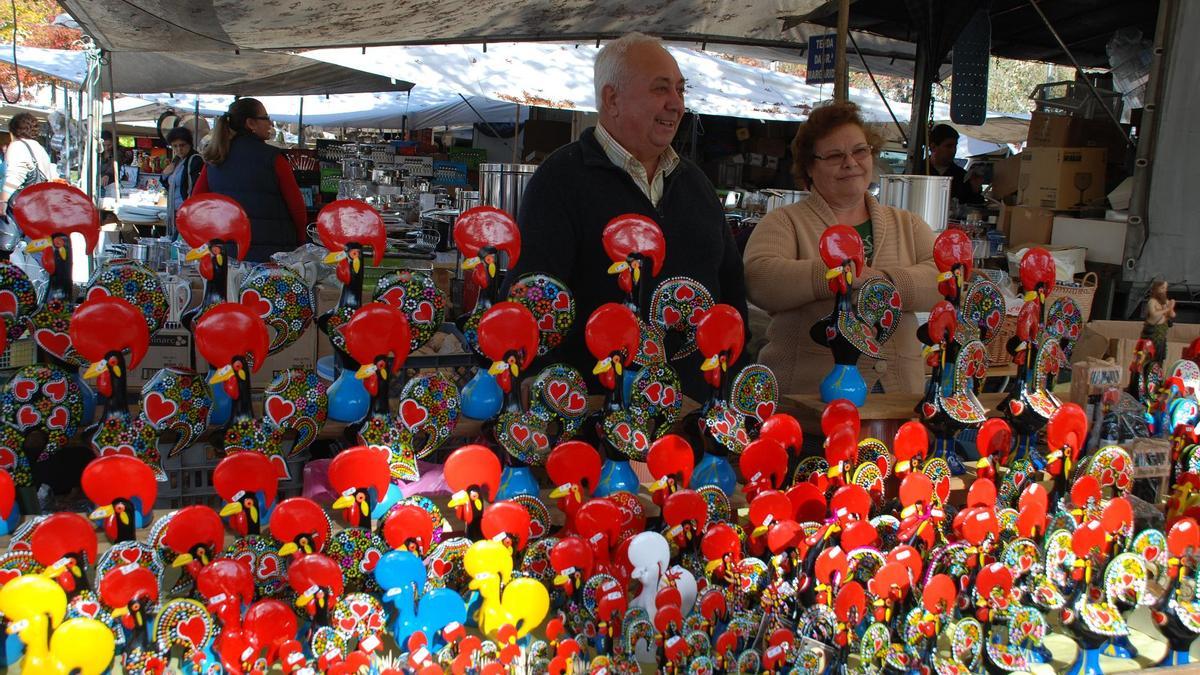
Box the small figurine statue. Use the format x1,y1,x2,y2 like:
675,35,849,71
1142,279,1176,366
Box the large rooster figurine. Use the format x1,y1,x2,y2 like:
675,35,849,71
82,454,156,543
454,206,521,342
161,505,226,579
691,304,750,494
603,214,668,366
176,193,251,427
445,444,502,541
999,247,1062,466
315,199,387,424
915,300,987,475
933,228,1005,356
587,302,644,496
810,224,902,405
194,302,283,468
214,451,279,537
69,295,164,479
328,445,402,534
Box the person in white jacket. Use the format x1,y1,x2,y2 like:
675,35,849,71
0,112,58,214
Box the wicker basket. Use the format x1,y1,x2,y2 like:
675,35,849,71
986,312,1019,366
1046,272,1099,322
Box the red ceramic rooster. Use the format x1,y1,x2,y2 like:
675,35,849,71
287,553,345,635
195,557,255,630
98,563,159,650
70,295,163,478
272,497,333,558
82,454,157,543
382,504,437,557
694,305,750,490
550,536,595,613
317,199,386,306
546,440,602,535
975,418,1012,482
916,299,987,475
1129,337,1163,402
662,489,708,558
647,434,695,507
1046,402,1088,502
602,214,665,307
444,444,502,540
162,504,226,577
588,302,640,407
933,228,1004,351
31,512,98,599
214,451,280,537
177,193,251,329
194,302,282,463
481,501,532,556
328,445,399,534
574,498,626,580
454,206,521,315
338,303,421,479
739,438,788,502
480,301,539,401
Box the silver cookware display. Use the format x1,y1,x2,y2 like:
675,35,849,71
877,175,952,232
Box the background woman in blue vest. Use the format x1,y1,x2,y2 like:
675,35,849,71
193,98,307,261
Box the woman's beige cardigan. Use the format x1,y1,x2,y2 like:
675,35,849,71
743,191,943,395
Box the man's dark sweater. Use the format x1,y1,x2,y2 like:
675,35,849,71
502,127,749,401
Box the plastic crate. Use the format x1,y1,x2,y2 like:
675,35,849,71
0,338,36,370
156,441,307,510
398,156,434,178
448,147,488,170
433,160,470,187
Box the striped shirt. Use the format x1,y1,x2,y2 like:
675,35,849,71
594,123,680,207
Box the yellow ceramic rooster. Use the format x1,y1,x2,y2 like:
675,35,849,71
464,540,550,641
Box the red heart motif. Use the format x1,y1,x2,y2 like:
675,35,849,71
177,615,208,646
662,306,681,326
240,289,273,318
0,568,21,587
644,382,663,404
1019,554,1033,570
642,338,660,357
661,387,676,406
47,407,68,430
529,518,545,539
361,549,382,573
266,396,296,425
16,405,39,428
530,559,547,576
368,612,383,631
921,402,938,419
400,400,428,430
734,429,749,447
257,555,280,579
143,392,177,426
339,616,357,633
413,301,435,324
538,314,555,332
532,432,549,450
825,325,837,342
985,312,1001,331
350,601,370,618
880,310,895,330
566,391,587,414
0,446,16,469
431,558,451,577
675,285,695,301
890,292,902,309
1144,545,1159,561
78,600,100,617
43,379,66,403
1111,455,1127,472
614,423,632,443
377,286,405,307
0,289,18,315
11,378,35,402
756,401,775,420
688,308,705,326
632,431,649,453
511,424,530,444
1009,400,1026,417
35,329,71,358
547,381,568,403
120,548,141,563
102,444,137,458
552,292,570,310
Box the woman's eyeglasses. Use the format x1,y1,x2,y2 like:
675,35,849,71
250,115,271,121
813,144,873,164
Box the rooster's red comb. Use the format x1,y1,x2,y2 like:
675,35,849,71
176,193,251,259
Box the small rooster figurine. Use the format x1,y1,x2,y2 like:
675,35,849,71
444,444,503,541
1128,338,1163,404
31,512,98,601
1000,247,1062,467
810,224,902,405
328,445,402,534
915,300,987,475
546,440,603,535
587,302,645,496
161,505,226,578
194,302,283,467
454,206,521,340
69,295,164,479
271,496,333,558
340,302,415,478
316,199,387,424
214,451,280,537
603,214,668,367
693,304,749,494
933,228,1005,355
82,454,157,543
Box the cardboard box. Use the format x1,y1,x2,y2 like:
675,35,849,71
1079,320,1200,377
128,327,195,388
1067,357,1123,405
990,154,1021,199
1008,205,1057,246
1019,147,1107,210
1026,111,1128,154
1051,216,1130,265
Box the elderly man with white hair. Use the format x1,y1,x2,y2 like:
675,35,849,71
502,32,748,401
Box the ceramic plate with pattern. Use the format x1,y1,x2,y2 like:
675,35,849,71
528,364,588,440
140,367,212,458
506,273,574,357
398,372,460,460
649,276,712,361
425,537,469,591
318,304,356,356
264,367,328,456
0,259,36,342
86,260,170,335
239,264,315,355
374,269,448,352
154,598,215,659
729,364,779,423
510,494,552,541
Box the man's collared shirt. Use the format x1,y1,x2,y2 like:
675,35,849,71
594,123,680,207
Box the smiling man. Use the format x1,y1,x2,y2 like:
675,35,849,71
503,33,748,399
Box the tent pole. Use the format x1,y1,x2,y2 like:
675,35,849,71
106,52,120,202
298,97,305,148
194,98,200,148
905,37,933,175
63,85,71,185
834,0,850,102
511,104,520,164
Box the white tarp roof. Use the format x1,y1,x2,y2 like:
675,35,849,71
0,44,411,96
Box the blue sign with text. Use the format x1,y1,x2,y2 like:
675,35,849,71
807,34,837,85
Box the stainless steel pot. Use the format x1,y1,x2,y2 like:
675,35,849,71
762,189,810,213
877,175,952,232
479,163,537,218
371,167,402,185
456,190,481,213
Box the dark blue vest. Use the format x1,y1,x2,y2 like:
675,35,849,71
204,134,297,261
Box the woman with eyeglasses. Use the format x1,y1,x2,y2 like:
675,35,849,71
743,102,940,396
162,126,204,234
192,98,306,261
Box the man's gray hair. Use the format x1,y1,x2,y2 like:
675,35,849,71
594,32,663,111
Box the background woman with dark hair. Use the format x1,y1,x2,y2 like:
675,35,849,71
191,98,307,261
163,126,204,233
0,112,57,214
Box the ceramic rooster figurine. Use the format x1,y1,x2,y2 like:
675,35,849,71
1000,247,1062,466
933,228,1005,356
194,302,283,467
214,451,279,537
0,575,116,675
454,206,521,345
444,444,502,541
1152,517,1200,666
916,300,987,475
810,224,902,405
271,496,333,558
587,302,645,496
1128,338,1164,404
82,454,156,543
342,302,453,481
69,295,165,480
603,213,668,365
31,512,98,603
316,199,387,424
693,304,749,493
0,467,18,536
328,445,402,535
546,440,603,535
464,539,551,646
161,505,226,579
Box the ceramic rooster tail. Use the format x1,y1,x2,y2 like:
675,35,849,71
328,446,397,533
214,451,280,537
82,454,157,543
602,214,666,303
161,505,225,574
271,497,332,557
